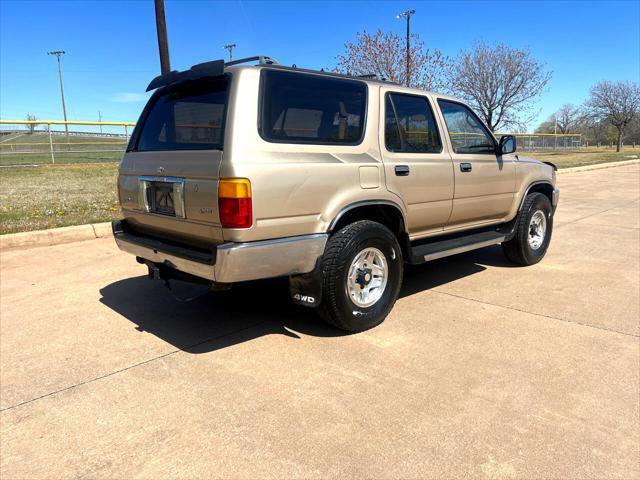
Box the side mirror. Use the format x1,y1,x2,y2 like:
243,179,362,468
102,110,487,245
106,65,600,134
499,135,516,155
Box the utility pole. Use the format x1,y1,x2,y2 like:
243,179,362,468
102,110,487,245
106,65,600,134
554,116,558,150
47,50,69,139
154,0,171,74
224,43,236,62
397,9,415,87
98,110,102,134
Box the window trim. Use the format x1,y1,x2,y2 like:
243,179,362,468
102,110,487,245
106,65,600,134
258,68,368,146
128,74,231,152
436,98,498,156
383,91,444,155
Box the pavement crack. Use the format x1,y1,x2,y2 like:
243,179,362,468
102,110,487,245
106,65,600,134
556,197,640,228
0,320,267,413
430,289,639,339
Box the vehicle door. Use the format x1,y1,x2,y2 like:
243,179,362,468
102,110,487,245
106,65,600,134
379,88,454,237
436,99,516,228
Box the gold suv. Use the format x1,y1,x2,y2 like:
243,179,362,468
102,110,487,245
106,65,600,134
113,56,559,332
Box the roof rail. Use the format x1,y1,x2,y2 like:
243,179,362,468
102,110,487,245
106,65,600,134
356,73,393,83
225,56,279,67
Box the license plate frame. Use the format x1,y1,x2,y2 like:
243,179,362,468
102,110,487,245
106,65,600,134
138,176,186,218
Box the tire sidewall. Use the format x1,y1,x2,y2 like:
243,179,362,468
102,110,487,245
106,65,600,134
520,195,553,264
330,224,403,330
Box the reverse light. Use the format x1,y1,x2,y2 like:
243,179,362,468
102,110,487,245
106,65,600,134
218,178,252,228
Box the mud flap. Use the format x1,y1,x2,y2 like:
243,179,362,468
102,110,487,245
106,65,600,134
289,259,323,308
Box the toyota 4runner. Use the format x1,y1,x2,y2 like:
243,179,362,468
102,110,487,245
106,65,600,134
113,56,559,332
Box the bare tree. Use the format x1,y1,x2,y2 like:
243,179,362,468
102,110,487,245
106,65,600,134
25,114,39,134
446,42,552,132
335,29,448,91
536,104,585,134
555,104,584,134
587,80,640,152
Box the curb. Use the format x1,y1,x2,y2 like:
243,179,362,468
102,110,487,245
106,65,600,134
1,222,112,252
557,158,639,174
1,159,638,252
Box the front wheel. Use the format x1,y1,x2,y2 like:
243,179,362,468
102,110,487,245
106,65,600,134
318,220,403,332
502,192,553,265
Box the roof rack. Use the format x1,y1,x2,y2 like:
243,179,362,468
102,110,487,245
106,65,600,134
225,56,279,67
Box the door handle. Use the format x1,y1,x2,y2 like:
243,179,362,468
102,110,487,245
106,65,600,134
460,162,472,172
395,165,410,176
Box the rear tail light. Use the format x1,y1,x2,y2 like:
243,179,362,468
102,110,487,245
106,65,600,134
218,178,252,228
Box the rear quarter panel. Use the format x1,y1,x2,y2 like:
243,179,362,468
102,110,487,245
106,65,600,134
220,68,405,243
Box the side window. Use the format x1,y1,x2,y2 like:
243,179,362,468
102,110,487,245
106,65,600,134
385,93,442,153
437,100,496,154
260,70,367,145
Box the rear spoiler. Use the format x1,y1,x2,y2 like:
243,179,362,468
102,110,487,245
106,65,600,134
146,56,279,92
146,60,225,92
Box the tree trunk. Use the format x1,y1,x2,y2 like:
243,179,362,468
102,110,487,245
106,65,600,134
616,128,623,153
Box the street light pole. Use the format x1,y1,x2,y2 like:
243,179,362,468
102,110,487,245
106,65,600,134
397,9,416,87
154,0,171,74
47,50,69,139
224,43,236,62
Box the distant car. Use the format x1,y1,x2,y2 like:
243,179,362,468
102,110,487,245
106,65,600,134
113,55,559,332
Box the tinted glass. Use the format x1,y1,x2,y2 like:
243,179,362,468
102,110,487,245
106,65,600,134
136,78,227,151
437,100,495,154
261,70,367,144
385,93,442,153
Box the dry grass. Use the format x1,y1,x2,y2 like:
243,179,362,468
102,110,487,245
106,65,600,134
0,163,120,234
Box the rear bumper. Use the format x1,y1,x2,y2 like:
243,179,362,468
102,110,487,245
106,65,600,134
112,220,327,283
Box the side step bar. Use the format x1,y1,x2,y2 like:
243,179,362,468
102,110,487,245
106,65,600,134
408,230,507,264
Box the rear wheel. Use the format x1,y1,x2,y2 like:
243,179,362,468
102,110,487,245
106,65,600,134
502,192,553,265
318,220,403,332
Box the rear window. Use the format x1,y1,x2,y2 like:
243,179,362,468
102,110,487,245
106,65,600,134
134,77,228,151
260,70,367,145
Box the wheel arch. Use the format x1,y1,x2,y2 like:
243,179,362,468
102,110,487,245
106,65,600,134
519,181,554,212
328,201,407,236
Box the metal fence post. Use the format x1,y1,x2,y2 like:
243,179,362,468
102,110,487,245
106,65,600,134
124,125,129,144
48,123,55,164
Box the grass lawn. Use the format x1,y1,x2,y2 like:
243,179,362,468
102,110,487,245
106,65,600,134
0,148,638,235
523,147,639,168
0,163,120,234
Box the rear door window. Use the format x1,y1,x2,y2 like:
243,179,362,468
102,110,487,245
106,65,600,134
260,70,367,145
134,77,228,151
385,93,442,153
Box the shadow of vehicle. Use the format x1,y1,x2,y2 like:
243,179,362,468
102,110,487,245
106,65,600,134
99,245,512,354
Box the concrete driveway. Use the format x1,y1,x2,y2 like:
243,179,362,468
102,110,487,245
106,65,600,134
1,164,638,479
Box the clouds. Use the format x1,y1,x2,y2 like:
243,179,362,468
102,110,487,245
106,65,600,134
110,92,148,103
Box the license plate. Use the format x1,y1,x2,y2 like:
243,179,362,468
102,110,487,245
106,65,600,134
150,183,175,215
139,176,185,218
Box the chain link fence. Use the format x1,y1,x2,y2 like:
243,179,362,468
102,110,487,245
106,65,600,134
0,120,134,166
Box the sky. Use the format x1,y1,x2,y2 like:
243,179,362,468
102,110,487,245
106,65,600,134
1,0,639,131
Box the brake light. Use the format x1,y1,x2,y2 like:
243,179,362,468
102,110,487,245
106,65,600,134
218,178,252,228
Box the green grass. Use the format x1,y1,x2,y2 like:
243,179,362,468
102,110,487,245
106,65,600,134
0,151,124,166
0,148,638,235
0,163,120,234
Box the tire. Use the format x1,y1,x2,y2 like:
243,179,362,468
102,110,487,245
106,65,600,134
317,220,403,332
502,192,553,265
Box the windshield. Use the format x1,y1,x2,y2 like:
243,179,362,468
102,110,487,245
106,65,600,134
132,77,228,151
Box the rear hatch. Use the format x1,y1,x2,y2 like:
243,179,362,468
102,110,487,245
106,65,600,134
118,76,228,249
